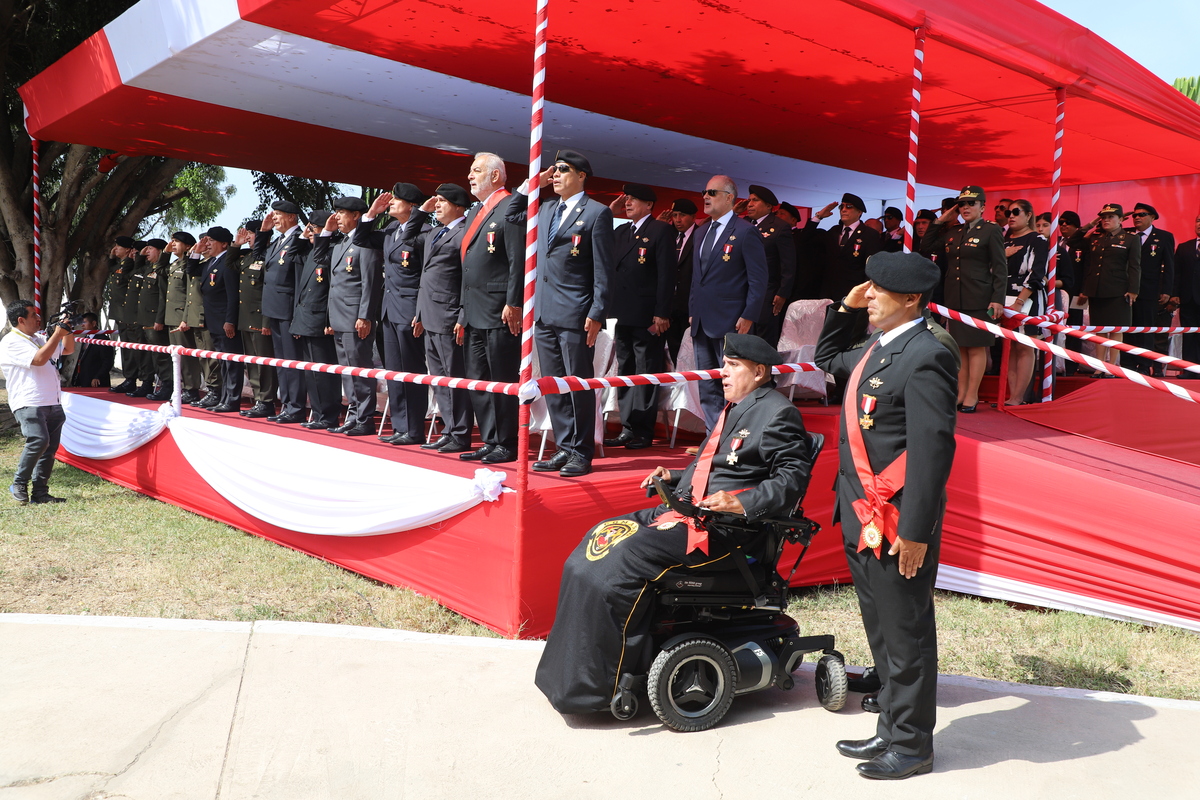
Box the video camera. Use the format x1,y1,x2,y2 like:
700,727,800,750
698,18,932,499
44,300,86,332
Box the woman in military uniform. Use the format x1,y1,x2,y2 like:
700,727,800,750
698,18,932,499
1079,204,1141,369
928,186,1006,412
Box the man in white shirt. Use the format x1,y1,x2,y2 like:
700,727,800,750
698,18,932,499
1,300,76,504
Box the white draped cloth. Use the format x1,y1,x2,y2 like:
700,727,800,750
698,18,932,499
59,393,508,536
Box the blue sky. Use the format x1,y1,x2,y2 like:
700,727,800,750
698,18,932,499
206,1,1200,233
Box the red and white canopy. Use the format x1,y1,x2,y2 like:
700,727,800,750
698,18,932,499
21,0,1200,207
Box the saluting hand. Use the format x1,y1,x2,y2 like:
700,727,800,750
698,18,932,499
815,202,837,221
368,192,392,218
843,281,870,310
890,536,927,579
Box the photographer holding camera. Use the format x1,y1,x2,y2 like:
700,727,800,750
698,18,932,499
1,299,76,504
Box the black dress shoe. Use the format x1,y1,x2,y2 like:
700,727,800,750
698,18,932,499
438,437,471,453
422,434,454,450
559,455,592,477
241,402,273,418
274,412,307,424
180,390,200,404
302,420,335,430
603,432,634,447
856,750,933,780
196,394,221,408
624,436,653,450
862,693,881,713
459,444,495,461
381,432,423,445
126,385,152,398
109,380,135,394
533,450,571,472
211,403,241,413
847,666,882,694
147,387,173,401
329,421,357,434
343,422,374,437
836,736,889,760
481,445,516,464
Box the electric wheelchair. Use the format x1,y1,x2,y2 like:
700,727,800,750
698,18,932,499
610,432,848,732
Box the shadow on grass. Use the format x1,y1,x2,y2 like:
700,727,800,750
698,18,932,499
1014,654,1134,694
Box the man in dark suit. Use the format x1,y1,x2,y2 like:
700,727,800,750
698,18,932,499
603,183,674,449
414,183,473,453
232,221,278,418
71,313,114,388
1171,214,1200,375
880,207,905,253
741,185,797,347
355,182,431,445
813,193,883,301
257,200,310,424
291,212,344,429
458,153,524,463
187,226,243,412
815,252,957,781
663,198,697,364
104,237,138,394
506,149,615,477
689,174,768,431
1123,203,1175,376
536,333,814,714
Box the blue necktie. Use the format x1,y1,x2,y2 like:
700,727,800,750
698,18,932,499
701,220,721,259
432,225,449,248
548,201,565,241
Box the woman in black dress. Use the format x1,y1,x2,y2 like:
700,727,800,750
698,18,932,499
1002,200,1048,404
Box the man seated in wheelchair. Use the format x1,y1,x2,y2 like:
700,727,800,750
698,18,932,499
536,333,815,714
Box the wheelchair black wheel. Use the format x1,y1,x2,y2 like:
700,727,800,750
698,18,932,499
648,638,736,732
815,653,848,711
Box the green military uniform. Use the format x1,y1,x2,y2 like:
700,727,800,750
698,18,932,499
125,253,160,389
182,252,220,396
940,217,1007,349
235,243,278,408
132,250,172,392
1081,208,1142,328
164,249,203,394
104,255,138,386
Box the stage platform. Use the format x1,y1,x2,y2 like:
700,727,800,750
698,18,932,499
55,382,1200,637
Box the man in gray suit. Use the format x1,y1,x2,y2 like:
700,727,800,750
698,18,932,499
257,200,310,424
507,150,615,477
291,212,344,430
321,196,383,436
415,183,474,453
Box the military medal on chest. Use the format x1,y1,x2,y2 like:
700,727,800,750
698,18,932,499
726,428,751,465
722,243,733,262
853,242,862,257
486,231,497,253
570,234,582,257
209,270,216,287
868,376,883,389
859,394,877,430
345,254,354,273
637,247,647,265
278,248,287,266
315,267,324,283
401,250,411,268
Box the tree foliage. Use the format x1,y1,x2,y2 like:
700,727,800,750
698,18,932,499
1173,76,1200,103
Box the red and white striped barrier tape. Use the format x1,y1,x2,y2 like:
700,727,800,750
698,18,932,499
1004,310,1200,376
519,362,822,401
901,25,925,254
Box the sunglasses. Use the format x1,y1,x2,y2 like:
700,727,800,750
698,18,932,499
1130,212,1150,218
957,200,978,207
1006,208,1025,217
553,164,574,173
703,189,731,197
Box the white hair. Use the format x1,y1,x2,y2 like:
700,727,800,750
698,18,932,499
474,152,507,183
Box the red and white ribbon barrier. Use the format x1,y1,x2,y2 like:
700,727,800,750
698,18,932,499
902,24,925,254
518,362,822,401
930,304,1200,404
1040,87,1067,401
28,122,41,316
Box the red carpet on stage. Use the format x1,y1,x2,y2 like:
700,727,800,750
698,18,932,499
56,386,1200,636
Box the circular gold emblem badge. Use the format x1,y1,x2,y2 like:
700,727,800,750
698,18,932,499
585,519,640,561
862,521,883,550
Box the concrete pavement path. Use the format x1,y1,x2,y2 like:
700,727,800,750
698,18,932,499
1,613,1196,799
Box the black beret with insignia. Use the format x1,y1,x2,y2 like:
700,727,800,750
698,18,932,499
171,231,196,246
623,183,656,203
204,226,233,244
841,192,867,213
916,209,937,223
748,185,779,207
435,183,471,208
308,210,333,228
554,149,592,177
391,182,427,203
865,251,941,295
671,198,698,215
144,238,167,250
1133,202,1158,219
723,333,784,366
333,196,368,213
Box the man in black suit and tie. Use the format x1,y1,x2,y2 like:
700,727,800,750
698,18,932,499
1171,214,1200,375
603,184,674,449
70,313,114,388
507,149,615,477
187,226,243,412
742,185,797,347
291,212,344,430
689,175,768,431
813,193,883,301
414,183,473,453
458,153,524,463
816,252,957,781
322,196,383,436
356,183,431,445
1124,203,1175,376
256,200,310,424
663,198,697,364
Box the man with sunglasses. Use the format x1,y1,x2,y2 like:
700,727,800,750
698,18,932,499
689,175,768,431
507,150,615,477
993,199,1014,229
1123,203,1174,376
811,193,883,302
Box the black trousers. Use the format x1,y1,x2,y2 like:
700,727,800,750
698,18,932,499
1180,304,1200,377
1064,305,1085,375
240,329,277,403
464,325,520,449
423,330,472,441
267,317,306,415
208,327,244,406
334,329,376,425
613,324,664,440
692,329,726,433
1122,294,1163,374
534,321,595,460
144,327,171,385
665,311,689,365
298,334,343,423
169,328,202,391
840,494,941,758
381,318,429,438
116,324,141,382
753,309,783,348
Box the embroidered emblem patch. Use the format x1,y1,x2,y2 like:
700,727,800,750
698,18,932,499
585,519,640,561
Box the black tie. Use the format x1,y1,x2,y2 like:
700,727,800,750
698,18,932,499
432,225,450,248
701,221,720,259
548,202,565,241
676,230,684,257
840,226,852,246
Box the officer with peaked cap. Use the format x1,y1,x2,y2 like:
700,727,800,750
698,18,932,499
1080,202,1141,368
535,330,813,716
816,251,957,780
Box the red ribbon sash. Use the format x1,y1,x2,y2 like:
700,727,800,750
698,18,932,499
460,188,510,262
844,340,907,558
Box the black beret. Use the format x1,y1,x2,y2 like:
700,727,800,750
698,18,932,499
205,226,233,244
623,183,656,203
748,185,779,207
554,149,592,177
115,235,135,248
242,219,261,233
309,210,333,228
671,198,698,215
940,197,958,212
1134,202,1159,219
957,185,985,204
777,201,801,221
144,238,167,250
865,251,940,295
333,196,368,213
1059,210,1082,227
434,183,471,208
841,193,866,213
132,241,147,250
1098,203,1123,218
916,209,937,222
271,200,301,215
391,182,427,203
882,206,902,219
723,333,784,366
171,231,196,246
